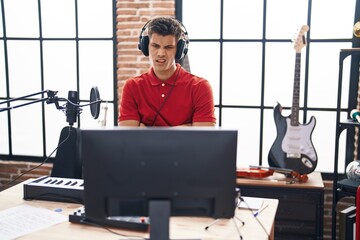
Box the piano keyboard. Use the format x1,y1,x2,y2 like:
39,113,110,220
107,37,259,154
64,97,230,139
24,176,150,232
23,176,84,204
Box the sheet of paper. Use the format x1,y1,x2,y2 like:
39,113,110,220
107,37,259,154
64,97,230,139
0,204,67,240
238,196,264,210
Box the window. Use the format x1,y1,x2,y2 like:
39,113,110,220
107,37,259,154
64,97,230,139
178,0,357,173
0,0,116,159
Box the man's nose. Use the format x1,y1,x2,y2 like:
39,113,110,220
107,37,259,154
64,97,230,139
157,48,165,56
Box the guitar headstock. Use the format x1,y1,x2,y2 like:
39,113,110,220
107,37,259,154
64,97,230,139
293,25,309,53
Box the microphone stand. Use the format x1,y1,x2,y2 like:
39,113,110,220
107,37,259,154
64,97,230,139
204,189,245,239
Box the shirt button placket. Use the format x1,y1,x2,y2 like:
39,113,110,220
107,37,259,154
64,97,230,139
161,83,166,99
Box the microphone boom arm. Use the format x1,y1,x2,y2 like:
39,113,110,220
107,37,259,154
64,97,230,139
0,87,102,125
0,90,60,113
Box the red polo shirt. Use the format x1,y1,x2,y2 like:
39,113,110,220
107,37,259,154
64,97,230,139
119,64,216,126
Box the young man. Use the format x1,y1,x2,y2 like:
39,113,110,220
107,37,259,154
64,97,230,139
118,17,216,127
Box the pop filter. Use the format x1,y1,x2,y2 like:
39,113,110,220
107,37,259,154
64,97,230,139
90,87,101,119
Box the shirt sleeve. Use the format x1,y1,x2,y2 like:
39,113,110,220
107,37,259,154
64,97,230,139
118,79,141,122
192,79,217,124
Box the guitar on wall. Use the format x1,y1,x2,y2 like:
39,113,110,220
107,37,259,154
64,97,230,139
268,25,317,175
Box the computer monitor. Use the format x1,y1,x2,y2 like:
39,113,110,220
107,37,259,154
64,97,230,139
80,127,238,240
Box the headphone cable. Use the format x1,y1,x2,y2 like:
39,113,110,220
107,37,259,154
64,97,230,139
150,67,181,126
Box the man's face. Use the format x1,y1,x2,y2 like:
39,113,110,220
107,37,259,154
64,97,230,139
148,33,177,74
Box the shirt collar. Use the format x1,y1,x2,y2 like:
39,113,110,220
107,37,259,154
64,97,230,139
148,64,181,86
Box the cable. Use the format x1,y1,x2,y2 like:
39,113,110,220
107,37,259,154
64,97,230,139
65,98,102,108
79,219,146,239
0,127,72,192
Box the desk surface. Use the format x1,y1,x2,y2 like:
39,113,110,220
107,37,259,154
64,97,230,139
0,179,278,240
237,171,324,189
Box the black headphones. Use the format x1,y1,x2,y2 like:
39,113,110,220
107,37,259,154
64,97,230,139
138,18,189,60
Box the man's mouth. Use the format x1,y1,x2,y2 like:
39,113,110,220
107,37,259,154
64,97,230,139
156,59,166,63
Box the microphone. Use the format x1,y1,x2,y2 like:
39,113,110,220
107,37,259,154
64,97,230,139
66,91,80,126
63,88,101,126
351,109,360,122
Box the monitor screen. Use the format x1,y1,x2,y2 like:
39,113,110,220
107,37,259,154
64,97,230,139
80,127,238,238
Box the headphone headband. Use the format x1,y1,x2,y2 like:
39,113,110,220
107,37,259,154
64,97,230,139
138,18,189,60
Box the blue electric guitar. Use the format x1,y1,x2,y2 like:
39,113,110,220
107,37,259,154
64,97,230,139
268,25,317,175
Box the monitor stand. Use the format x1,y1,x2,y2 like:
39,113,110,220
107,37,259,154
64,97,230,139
148,200,200,240
149,200,170,240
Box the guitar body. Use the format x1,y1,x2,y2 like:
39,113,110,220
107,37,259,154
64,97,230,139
268,103,318,174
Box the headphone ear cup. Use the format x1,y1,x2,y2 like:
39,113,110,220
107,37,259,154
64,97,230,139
139,35,149,56
175,39,186,60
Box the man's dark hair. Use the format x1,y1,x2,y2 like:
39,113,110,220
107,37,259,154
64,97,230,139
147,17,183,41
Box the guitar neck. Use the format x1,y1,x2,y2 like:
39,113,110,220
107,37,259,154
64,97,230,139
291,52,301,126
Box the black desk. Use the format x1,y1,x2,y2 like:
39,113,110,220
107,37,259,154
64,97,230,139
237,171,324,240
